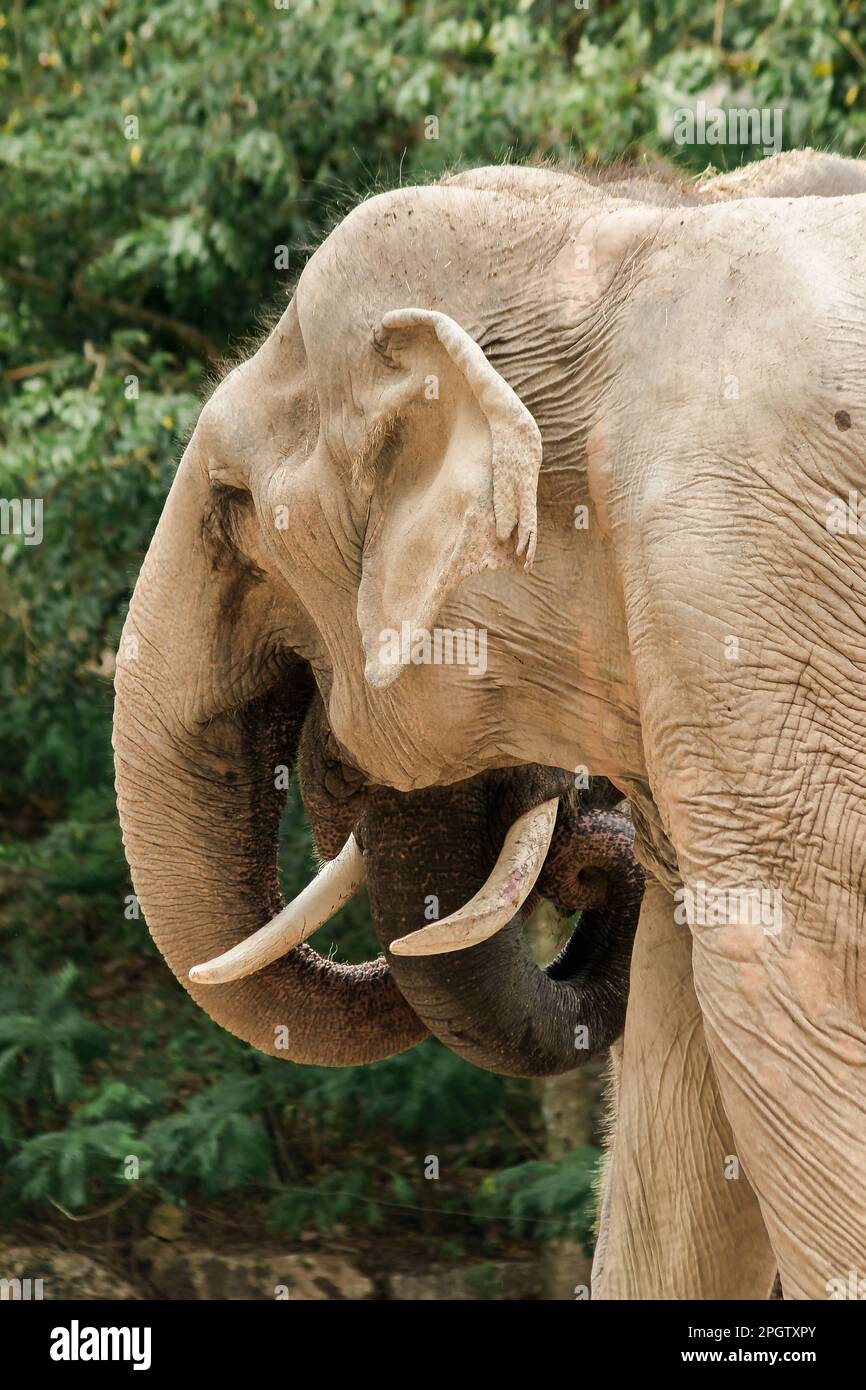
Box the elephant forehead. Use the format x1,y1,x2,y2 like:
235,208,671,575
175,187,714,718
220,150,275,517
294,181,544,372
298,189,432,328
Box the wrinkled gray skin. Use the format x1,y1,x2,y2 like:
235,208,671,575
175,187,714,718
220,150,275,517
115,150,866,1298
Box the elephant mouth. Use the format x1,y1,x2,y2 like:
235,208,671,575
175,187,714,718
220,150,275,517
189,795,574,984
189,762,636,999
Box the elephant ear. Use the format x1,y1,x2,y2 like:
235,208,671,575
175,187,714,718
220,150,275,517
356,309,542,689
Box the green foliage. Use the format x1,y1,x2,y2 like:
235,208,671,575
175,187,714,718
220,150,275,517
267,1164,385,1238
146,1078,273,1197
0,0,862,1273
276,1036,514,1145
0,963,104,1111
478,1146,601,1249
0,341,200,813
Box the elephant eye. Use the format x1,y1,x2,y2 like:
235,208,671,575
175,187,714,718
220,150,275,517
202,480,256,567
208,468,249,494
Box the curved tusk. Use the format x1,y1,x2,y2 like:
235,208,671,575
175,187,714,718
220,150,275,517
390,798,558,957
189,835,366,985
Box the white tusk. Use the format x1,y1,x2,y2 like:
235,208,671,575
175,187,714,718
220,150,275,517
390,798,558,957
189,835,365,984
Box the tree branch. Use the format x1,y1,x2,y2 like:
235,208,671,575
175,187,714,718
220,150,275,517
0,265,222,365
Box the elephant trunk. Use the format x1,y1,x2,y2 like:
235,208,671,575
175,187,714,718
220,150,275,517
113,446,426,1067
359,777,645,1078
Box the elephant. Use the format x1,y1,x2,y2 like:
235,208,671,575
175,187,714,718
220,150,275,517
114,148,866,1299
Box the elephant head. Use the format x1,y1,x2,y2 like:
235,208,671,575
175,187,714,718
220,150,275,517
113,174,651,1075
